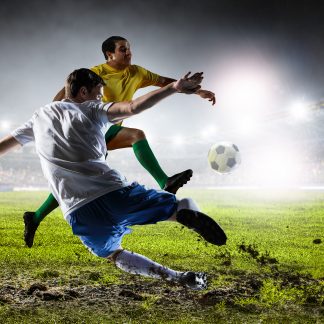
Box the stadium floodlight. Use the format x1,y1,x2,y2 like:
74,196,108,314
289,101,309,120
0,120,11,131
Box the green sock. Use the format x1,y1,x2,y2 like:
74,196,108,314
133,139,168,189
33,193,59,224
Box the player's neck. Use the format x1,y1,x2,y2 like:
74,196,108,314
106,61,130,71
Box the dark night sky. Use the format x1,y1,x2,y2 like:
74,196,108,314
0,0,324,132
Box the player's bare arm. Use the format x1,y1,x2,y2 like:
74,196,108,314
195,89,216,105
0,135,21,157
107,72,203,123
155,76,176,87
156,75,216,105
53,87,66,101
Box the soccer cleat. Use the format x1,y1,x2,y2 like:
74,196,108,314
178,271,208,290
176,209,227,246
23,212,39,248
163,169,193,194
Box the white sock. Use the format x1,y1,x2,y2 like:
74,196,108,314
115,250,182,281
177,197,200,212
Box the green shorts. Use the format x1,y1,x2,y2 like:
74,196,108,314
105,124,123,143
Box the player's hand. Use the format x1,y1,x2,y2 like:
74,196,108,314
196,89,216,106
173,72,203,94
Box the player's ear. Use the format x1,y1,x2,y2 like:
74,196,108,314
79,86,88,98
107,51,115,60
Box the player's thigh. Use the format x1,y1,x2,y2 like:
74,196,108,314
78,233,125,258
105,183,177,225
68,199,131,258
106,126,145,150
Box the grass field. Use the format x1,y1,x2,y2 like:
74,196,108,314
0,189,323,323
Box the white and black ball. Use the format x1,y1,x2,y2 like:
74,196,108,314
208,142,241,174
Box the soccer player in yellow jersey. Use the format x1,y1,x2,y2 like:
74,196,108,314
23,36,216,248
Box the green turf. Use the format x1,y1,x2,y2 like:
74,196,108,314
0,189,323,323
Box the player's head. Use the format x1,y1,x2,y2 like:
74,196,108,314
65,68,105,101
102,36,131,66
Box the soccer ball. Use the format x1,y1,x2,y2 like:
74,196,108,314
208,142,241,174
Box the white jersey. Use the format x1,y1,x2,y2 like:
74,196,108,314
12,99,129,219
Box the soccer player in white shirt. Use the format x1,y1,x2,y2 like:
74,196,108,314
0,69,226,290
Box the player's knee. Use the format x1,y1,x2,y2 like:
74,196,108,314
130,128,146,142
177,198,200,212
106,248,123,263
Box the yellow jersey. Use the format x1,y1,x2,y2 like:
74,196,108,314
90,63,160,103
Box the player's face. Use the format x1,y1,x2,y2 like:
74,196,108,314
110,40,132,66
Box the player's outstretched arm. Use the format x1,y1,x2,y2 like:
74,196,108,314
155,76,177,87
0,135,21,157
107,72,203,123
156,74,201,94
157,76,215,106
173,72,203,93
196,89,216,106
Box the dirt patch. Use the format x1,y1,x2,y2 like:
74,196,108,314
198,272,263,306
0,270,322,311
119,289,144,300
0,278,198,311
27,283,47,295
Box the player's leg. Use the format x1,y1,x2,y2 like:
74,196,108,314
103,183,226,246
68,196,207,290
169,197,227,246
109,249,207,290
106,125,192,193
100,183,224,283
23,193,59,248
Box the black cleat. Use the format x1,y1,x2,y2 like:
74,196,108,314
163,169,193,194
178,271,208,290
23,212,39,248
176,209,227,246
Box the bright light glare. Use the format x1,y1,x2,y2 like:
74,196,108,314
289,101,309,120
236,117,259,135
201,125,217,139
220,73,270,111
0,120,11,131
250,148,303,187
172,135,184,146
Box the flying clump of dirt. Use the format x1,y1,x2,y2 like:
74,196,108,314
238,242,278,266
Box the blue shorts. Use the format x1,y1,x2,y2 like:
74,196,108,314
68,182,177,258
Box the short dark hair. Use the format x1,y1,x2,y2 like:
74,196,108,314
102,36,127,60
65,68,105,98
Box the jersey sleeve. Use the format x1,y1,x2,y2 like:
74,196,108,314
136,65,160,88
87,100,116,127
90,65,101,76
11,117,35,145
